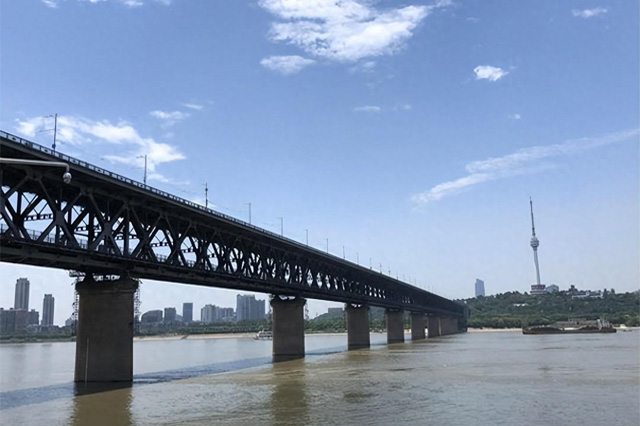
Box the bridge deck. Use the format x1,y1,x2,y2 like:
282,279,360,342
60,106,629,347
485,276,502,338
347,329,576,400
0,130,464,316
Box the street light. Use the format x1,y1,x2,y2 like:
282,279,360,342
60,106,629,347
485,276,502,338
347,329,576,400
0,158,71,183
137,154,148,185
244,202,252,224
202,183,209,208
39,114,58,152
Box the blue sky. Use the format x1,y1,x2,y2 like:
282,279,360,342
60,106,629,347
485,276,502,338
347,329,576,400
1,0,638,325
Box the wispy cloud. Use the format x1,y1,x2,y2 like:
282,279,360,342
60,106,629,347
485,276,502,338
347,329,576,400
394,104,412,111
474,65,508,82
354,105,382,113
41,0,170,7
180,103,204,111
412,129,639,205
260,55,316,75
149,110,190,127
572,8,607,19
509,113,521,120
15,115,185,183
349,60,377,74
259,0,451,64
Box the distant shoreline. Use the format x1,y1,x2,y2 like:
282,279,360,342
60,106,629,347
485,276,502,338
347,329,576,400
2,327,634,344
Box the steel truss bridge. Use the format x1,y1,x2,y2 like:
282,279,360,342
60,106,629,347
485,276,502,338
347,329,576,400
0,130,464,317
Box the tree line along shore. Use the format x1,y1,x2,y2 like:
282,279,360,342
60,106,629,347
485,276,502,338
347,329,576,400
2,290,637,343
461,290,639,329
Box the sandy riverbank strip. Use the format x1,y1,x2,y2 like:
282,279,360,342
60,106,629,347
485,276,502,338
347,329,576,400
133,331,361,342
134,333,255,342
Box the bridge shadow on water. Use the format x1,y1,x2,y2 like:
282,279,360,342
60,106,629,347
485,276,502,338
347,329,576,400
0,343,356,411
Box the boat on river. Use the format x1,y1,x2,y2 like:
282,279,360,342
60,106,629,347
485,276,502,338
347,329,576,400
522,318,616,335
254,329,273,340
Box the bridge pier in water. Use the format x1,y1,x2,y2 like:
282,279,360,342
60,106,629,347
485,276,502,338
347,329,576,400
271,296,306,361
385,309,405,344
427,315,441,338
410,313,426,340
346,304,370,350
440,316,459,335
74,276,138,382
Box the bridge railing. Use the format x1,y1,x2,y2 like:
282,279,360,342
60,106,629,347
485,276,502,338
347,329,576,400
0,223,191,267
0,130,440,296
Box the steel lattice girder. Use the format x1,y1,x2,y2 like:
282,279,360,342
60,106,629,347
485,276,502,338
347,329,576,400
0,132,464,317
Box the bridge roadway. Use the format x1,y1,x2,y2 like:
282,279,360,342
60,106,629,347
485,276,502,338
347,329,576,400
0,130,466,382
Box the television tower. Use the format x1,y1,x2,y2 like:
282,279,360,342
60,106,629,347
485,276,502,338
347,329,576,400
529,197,542,286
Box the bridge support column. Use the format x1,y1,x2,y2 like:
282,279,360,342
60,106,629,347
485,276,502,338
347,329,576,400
271,296,306,361
346,304,370,350
410,313,426,340
74,276,138,382
441,317,459,335
427,315,441,338
386,309,404,344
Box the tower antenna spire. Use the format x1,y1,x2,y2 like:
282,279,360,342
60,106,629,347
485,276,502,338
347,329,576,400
529,197,543,290
530,197,536,237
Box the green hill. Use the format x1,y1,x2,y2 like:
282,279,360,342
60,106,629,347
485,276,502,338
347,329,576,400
459,290,639,328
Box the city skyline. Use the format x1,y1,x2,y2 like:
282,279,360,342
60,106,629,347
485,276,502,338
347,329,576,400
0,0,637,324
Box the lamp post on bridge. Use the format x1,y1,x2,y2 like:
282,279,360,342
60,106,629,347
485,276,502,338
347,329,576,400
0,158,71,183
137,155,148,185
244,202,252,224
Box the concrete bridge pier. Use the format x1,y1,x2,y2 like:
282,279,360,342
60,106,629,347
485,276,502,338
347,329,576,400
346,304,370,350
74,275,138,382
410,313,426,340
441,317,459,335
271,296,306,361
386,309,405,344
427,315,441,338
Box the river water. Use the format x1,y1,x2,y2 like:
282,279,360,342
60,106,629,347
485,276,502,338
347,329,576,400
0,331,638,425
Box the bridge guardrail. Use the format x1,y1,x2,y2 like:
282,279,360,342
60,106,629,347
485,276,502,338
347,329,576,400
0,129,452,300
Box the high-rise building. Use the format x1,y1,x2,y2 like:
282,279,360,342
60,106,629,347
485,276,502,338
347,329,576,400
529,198,546,295
14,278,30,311
0,309,16,334
164,307,177,322
42,294,55,326
141,310,163,323
475,279,485,297
201,304,215,323
183,303,193,323
27,310,39,326
236,294,265,322
201,305,234,323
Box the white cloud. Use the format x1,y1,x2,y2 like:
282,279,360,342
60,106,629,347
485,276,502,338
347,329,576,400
510,113,521,120
149,110,190,127
259,0,451,63
15,115,185,182
41,0,169,7
474,65,508,82
350,60,377,73
354,105,382,113
412,129,639,205
260,55,316,75
572,8,607,19
180,103,204,111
